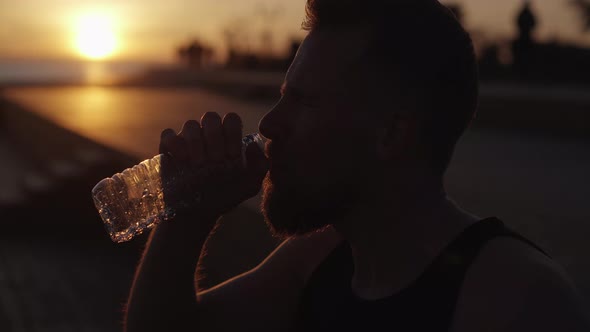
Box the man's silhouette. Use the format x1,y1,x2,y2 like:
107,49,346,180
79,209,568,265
124,1,590,331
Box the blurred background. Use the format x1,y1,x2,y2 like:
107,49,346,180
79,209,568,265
0,0,589,330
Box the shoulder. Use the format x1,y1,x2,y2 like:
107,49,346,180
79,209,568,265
451,236,590,332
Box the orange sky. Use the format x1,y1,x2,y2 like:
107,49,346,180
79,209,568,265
0,0,588,63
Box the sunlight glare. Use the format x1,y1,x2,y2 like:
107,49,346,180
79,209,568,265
75,13,117,60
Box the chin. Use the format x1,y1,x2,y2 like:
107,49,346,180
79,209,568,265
261,175,354,239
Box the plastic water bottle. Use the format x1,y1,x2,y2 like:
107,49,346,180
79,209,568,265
91,133,265,243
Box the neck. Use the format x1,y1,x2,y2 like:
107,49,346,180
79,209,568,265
333,174,478,300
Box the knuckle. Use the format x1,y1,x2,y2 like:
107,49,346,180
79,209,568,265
183,119,201,130
168,136,185,149
182,120,202,139
170,134,184,145
202,112,222,123
161,128,176,138
223,112,241,123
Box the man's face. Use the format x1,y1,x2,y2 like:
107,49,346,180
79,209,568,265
259,27,383,238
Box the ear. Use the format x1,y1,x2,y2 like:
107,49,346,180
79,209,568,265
375,112,418,160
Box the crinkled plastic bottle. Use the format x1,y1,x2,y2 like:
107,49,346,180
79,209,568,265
91,133,265,243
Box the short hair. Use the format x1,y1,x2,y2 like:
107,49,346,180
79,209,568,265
303,0,479,175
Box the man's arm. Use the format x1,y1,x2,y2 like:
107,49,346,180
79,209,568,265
125,217,342,332
124,211,214,332
124,111,270,332
196,227,342,331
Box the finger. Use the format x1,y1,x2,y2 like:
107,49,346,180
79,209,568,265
159,128,177,154
159,128,188,162
179,120,205,167
201,112,225,163
222,113,243,160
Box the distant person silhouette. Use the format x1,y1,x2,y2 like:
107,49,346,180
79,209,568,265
517,0,537,44
513,0,538,78
124,1,590,331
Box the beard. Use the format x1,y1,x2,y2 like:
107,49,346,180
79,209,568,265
261,173,360,239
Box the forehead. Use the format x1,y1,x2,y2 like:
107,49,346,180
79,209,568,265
285,27,371,96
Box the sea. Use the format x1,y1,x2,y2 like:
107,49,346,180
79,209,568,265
0,59,156,85
0,60,278,158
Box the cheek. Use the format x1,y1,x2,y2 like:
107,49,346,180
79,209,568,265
295,133,371,189
290,110,376,186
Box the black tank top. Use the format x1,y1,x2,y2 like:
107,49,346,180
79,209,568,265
296,217,550,331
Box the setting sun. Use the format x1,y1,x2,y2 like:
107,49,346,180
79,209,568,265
74,13,117,60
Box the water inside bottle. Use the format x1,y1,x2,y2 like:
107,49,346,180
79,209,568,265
92,133,265,243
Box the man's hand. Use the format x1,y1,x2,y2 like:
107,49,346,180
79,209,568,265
125,112,268,332
158,112,268,230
